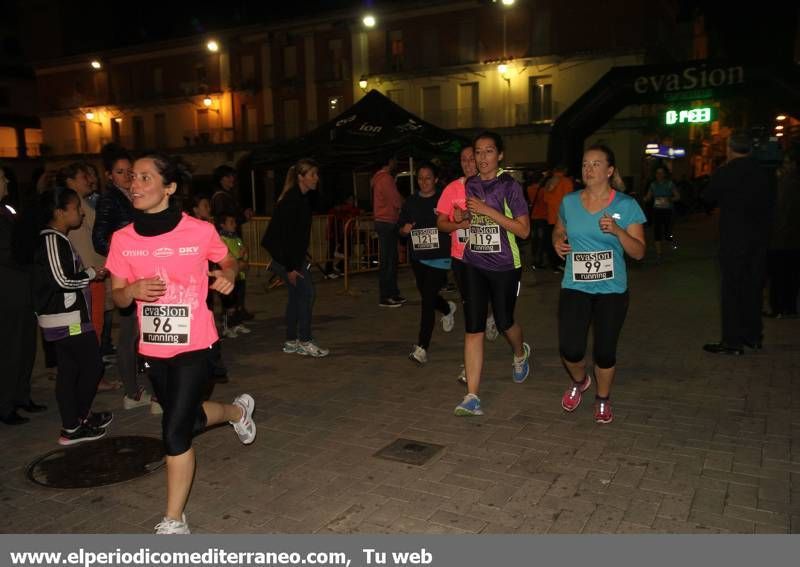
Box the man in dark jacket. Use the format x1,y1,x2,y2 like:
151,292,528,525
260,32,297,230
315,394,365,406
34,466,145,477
703,132,776,355
0,170,43,425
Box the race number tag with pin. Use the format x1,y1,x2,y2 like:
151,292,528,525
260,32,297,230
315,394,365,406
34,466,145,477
410,227,440,250
141,304,191,345
469,223,502,253
572,250,614,281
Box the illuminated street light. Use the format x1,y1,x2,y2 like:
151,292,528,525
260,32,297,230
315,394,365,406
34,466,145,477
203,97,213,107
501,0,515,5
497,63,508,75
85,112,95,121
776,132,784,137
363,14,376,28
775,125,784,130
358,78,368,90
206,40,219,52
776,114,787,121
90,60,102,70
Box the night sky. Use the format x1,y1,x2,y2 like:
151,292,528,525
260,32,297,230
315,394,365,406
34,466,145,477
0,0,794,64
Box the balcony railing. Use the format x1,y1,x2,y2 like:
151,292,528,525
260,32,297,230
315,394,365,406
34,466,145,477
420,107,488,130
514,103,556,126
182,128,235,147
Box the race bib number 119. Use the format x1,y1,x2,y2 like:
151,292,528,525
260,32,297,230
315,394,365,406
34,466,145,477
469,224,502,253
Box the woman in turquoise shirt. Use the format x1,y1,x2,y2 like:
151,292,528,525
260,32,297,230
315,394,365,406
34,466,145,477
644,165,680,261
552,145,646,424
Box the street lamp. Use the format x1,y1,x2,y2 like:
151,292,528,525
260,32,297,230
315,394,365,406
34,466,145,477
85,112,95,121
203,97,213,107
358,77,368,90
206,40,219,53
362,14,376,28
776,114,787,121
90,60,102,70
501,0,515,5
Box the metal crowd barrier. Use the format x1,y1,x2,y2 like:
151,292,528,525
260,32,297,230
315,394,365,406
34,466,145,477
242,213,407,292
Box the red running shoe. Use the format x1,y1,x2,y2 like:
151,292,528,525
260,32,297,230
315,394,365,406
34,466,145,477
594,399,614,424
561,375,592,412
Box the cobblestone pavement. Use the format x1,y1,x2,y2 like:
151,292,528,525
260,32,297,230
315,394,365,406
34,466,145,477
1,214,798,534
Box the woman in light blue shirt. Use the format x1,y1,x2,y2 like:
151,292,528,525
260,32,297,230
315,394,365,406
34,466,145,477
644,166,680,261
552,145,646,424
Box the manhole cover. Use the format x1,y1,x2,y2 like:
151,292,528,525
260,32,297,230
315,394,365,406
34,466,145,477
374,438,444,466
26,436,165,489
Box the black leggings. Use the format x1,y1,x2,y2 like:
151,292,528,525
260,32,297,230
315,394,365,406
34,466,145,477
54,332,103,429
652,208,673,242
558,288,629,369
461,263,521,334
411,261,450,350
146,352,210,456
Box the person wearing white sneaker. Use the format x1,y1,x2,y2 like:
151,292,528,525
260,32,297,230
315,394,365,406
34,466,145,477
399,162,453,366
106,153,258,535
262,159,329,358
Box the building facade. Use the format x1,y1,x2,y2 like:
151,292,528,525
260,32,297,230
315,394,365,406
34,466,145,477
33,0,685,194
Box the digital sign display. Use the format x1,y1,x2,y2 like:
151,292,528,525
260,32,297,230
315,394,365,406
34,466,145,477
665,107,712,125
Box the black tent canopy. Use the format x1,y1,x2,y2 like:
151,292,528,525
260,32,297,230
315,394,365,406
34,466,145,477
250,90,468,168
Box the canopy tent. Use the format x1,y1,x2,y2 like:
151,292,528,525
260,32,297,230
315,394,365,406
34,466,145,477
249,90,468,169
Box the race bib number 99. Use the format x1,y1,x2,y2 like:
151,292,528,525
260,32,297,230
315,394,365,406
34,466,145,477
141,304,191,345
469,224,502,253
411,228,440,250
572,250,614,281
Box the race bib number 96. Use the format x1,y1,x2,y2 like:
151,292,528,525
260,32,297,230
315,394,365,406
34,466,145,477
141,304,191,345
411,228,440,250
469,224,502,253
572,250,614,281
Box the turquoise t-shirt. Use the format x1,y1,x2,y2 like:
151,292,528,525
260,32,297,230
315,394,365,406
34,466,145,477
649,180,675,209
559,190,646,294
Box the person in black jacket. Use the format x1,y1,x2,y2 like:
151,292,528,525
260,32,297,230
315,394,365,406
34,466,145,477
92,144,155,411
262,158,329,358
0,168,43,425
702,132,776,355
399,162,456,365
33,188,111,445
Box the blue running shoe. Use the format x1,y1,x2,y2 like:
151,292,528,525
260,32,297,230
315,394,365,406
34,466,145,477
512,342,531,383
454,394,483,416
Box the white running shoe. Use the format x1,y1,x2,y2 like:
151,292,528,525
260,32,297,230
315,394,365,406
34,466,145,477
441,301,457,333
122,388,151,410
485,315,499,341
154,514,190,535
222,327,238,339
282,340,299,353
231,394,256,444
296,341,330,358
408,345,427,365
233,324,251,334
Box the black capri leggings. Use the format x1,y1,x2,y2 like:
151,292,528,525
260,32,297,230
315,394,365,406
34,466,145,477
652,208,673,242
462,263,522,334
558,288,629,369
146,351,210,456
